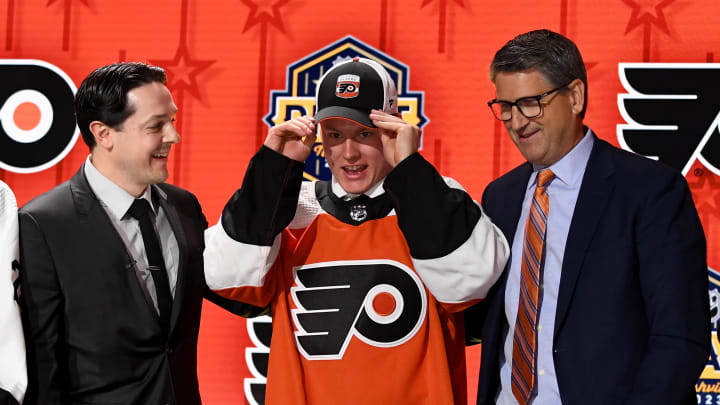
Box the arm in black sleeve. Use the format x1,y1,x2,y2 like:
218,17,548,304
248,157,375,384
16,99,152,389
383,152,481,259
220,145,305,246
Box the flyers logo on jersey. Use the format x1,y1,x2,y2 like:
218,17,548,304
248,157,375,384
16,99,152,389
617,63,720,176
291,259,427,360
335,74,360,98
264,36,427,182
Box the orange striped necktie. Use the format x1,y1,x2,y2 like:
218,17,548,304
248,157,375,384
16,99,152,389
511,169,555,405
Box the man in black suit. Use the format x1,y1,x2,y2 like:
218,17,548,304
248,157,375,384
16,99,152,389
467,29,710,404
19,63,260,405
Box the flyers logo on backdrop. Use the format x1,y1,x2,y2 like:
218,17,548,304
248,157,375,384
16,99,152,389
0,60,78,173
264,35,427,182
617,63,720,176
291,259,427,360
245,315,272,405
698,268,720,401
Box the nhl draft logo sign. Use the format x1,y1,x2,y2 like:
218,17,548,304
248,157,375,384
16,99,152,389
617,63,720,176
264,35,428,182
698,267,720,403
0,60,78,173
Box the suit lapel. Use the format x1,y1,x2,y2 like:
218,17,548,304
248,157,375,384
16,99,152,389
156,187,190,335
553,138,616,338
69,167,161,326
496,163,533,246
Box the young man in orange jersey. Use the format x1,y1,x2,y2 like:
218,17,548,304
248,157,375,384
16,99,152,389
204,57,509,404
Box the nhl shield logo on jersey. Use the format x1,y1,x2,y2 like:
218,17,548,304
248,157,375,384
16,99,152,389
336,74,360,98
349,203,367,222
290,259,427,360
698,267,720,402
264,35,428,182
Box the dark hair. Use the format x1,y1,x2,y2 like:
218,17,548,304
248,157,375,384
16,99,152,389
490,29,588,118
74,62,167,149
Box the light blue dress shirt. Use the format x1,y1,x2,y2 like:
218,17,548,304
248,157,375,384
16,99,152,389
496,129,594,404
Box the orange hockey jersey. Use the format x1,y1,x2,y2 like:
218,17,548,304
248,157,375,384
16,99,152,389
205,147,508,404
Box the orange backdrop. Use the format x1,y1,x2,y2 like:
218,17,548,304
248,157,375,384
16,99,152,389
2,0,720,403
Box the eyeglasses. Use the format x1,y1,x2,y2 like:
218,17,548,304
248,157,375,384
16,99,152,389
487,82,570,121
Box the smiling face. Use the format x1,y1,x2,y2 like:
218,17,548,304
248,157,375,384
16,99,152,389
321,117,393,195
494,69,585,167
100,81,179,196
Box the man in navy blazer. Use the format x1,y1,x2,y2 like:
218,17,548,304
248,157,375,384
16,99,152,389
466,29,710,404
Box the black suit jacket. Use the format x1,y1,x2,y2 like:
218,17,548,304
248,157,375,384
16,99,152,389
19,166,260,405
467,134,710,404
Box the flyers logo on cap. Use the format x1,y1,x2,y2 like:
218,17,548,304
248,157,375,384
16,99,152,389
335,74,360,99
0,59,78,173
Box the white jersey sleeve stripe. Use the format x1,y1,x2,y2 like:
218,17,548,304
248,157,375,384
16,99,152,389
412,212,509,304
204,221,281,291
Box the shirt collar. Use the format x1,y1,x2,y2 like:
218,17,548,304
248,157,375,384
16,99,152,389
83,155,156,220
330,176,386,200
529,127,594,190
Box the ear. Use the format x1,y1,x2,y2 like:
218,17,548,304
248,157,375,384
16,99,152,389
567,78,585,116
89,121,114,151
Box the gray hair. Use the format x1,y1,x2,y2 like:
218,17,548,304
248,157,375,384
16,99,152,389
490,29,588,118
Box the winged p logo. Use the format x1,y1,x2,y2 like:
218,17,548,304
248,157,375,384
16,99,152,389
291,259,427,360
617,63,720,176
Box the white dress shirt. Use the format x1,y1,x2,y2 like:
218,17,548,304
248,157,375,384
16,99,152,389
330,176,386,200
84,156,179,316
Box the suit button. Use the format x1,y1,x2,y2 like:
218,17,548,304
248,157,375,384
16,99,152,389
167,347,173,354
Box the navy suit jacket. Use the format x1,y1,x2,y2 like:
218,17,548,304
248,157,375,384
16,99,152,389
466,134,710,405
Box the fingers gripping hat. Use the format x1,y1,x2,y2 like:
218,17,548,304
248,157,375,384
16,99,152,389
314,57,398,128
